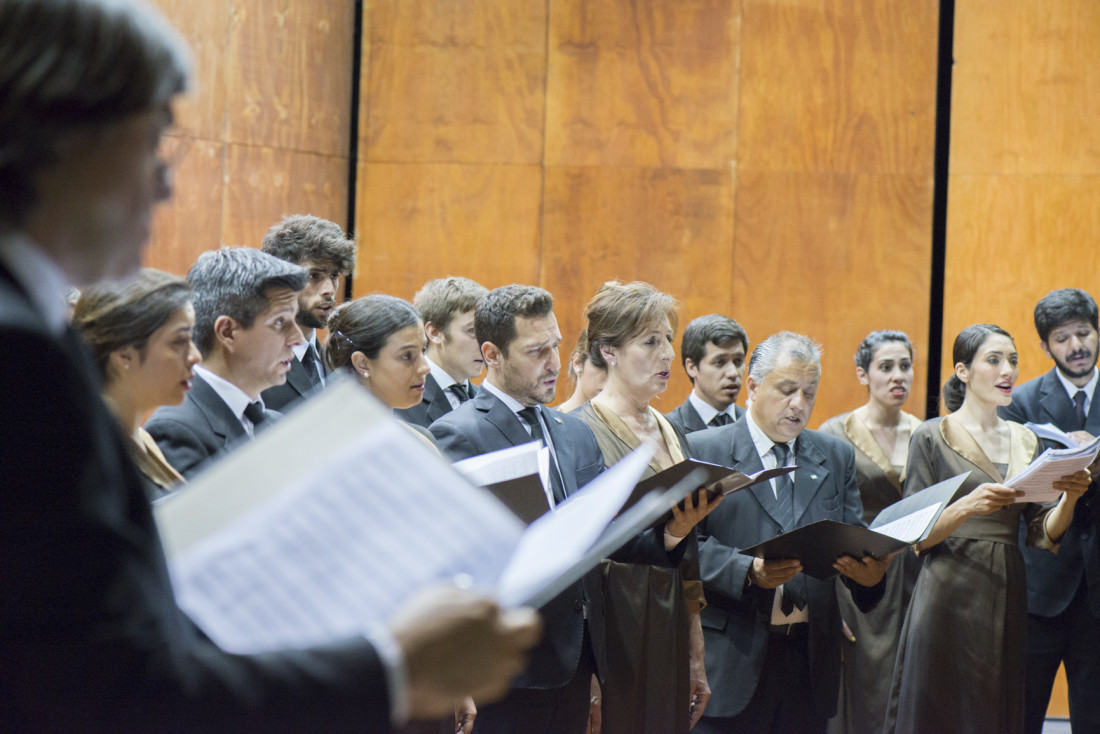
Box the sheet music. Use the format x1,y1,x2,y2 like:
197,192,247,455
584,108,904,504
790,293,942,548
1007,435,1100,501
1024,422,1080,448
871,503,942,542
453,442,543,486
170,420,526,654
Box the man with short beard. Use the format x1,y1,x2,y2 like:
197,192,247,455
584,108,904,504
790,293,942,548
261,214,356,411
1000,288,1100,734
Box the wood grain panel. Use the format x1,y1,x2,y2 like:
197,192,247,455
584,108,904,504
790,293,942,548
353,162,542,299
545,0,740,169
540,166,735,409
227,0,354,155
739,0,938,174
147,0,230,141
733,171,933,426
952,0,1100,175
942,174,1100,396
222,145,349,250
146,138,225,277
363,0,546,164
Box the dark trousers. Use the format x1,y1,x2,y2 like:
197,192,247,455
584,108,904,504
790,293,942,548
695,626,825,734
1023,584,1100,734
472,627,596,734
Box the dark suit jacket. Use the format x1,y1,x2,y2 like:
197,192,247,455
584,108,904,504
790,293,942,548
395,373,477,429
261,347,325,412
1000,367,1100,617
145,373,281,479
0,263,391,732
688,418,882,719
429,389,678,690
665,395,743,435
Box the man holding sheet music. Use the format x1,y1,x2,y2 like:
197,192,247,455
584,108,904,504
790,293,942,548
431,284,711,734
0,1,541,730
688,332,888,734
999,288,1100,734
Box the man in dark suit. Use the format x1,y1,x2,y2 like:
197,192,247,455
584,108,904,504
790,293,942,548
145,247,308,478
667,314,748,434
999,288,1100,734
260,214,356,412
396,276,488,428
0,1,539,730
431,284,692,734
688,331,888,734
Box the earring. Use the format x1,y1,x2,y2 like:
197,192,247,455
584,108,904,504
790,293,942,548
610,361,616,366
123,364,130,370
362,371,369,378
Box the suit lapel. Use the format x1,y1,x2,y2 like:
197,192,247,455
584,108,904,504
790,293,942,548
683,400,707,432
727,420,784,527
284,357,314,396
476,390,533,447
190,374,247,442
543,406,577,496
791,434,830,525
1038,368,1079,429
424,374,454,422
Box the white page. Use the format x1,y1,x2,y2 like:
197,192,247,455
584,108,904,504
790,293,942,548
452,442,542,485
1007,434,1100,501
871,503,942,542
159,381,528,654
1025,422,1079,448
496,445,654,607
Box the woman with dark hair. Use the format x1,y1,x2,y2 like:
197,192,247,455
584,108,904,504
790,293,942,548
73,268,200,498
818,330,921,733
884,324,1090,734
326,294,475,733
556,327,607,414
573,280,721,734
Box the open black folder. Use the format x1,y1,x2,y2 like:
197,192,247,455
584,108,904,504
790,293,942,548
623,459,798,513
739,472,971,579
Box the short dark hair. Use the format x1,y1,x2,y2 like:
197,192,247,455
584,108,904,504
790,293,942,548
475,285,554,357
0,0,189,227
261,215,356,276
1034,289,1099,343
413,277,489,333
187,248,307,357
854,330,913,371
680,314,748,382
325,295,421,369
72,269,192,381
942,323,1013,412
582,281,679,369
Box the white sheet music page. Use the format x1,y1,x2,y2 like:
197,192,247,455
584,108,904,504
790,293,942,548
871,503,942,542
161,382,525,654
1007,434,1100,502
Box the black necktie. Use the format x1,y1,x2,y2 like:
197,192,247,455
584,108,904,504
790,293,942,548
449,383,472,403
709,412,733,427
1074,390,1088,430
300,343,323,387
519,406,566,503
243,401,267,431
772,442,804,613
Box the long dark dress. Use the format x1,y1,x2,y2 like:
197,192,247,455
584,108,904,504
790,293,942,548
820,410,922,734
573,401,702,734
884,416,1053,734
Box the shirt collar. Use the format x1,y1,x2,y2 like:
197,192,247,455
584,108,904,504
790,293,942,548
0,234,74,337
480,378,527,414
1055,365,1098,404
744,409,797,461
688,389,735,425
194,365,260,420
426,355,460,391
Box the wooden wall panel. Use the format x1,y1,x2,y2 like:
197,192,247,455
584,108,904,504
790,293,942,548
541,167,736,408
545,0,740,168
363,0,547,164
952,0,1100,175
146,139,225,275
226,0,354,155
733,172,933,426
739,0,939,174
222,146,349,249
353,162,542,300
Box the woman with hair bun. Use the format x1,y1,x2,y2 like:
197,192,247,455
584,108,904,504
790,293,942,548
73,268,201,499
884,324,1090,734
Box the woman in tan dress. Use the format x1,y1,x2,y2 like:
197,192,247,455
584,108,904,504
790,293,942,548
73,269,200,499
819,330,922,734
884,324,1090,734
573,281,722,734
